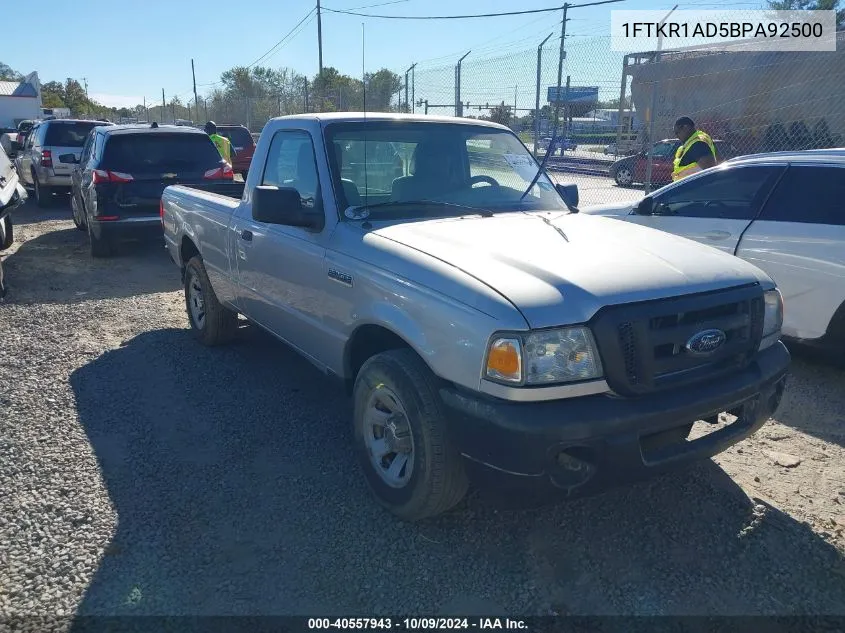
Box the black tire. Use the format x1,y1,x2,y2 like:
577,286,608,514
184,255,238,346
353,349,468,521
34,177,53,208
0,215,12,250
71,194,87,231
0,255,6,300
241,169,248,181
88,225,113,258
614,166,634,187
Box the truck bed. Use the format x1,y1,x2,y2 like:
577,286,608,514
174,181,245,200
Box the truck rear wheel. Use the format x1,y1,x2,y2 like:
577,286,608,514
352,349,468,521
184,255,238,346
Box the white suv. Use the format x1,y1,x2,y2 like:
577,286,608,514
581,149,845,352
15,119,113,207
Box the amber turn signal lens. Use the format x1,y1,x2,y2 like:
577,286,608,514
486,338,522,382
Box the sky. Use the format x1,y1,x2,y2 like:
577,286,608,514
2,0,766,111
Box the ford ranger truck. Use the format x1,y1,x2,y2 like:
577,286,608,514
161,113,790,522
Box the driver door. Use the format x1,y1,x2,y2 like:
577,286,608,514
626,165,783,255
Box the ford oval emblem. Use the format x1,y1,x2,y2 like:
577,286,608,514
685,329,726,355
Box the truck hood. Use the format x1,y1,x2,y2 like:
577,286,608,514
578,201,637,217
370,212,771,328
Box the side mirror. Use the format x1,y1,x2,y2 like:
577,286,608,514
252,185,324,230
634,197,654,215
10,141,22,153
555,183,579,208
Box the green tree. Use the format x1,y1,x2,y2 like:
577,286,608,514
487,102,513,126
364,69,401,112
41,81,67,108
63,79,89,114
767,0,844,29
0,62,23,82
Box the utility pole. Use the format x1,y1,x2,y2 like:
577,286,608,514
317,0,324,77
82,77,89,116
455,50,470,117
513,85,518,124
534,32,553,158
192,59,200,123
644,4,678,194
553,3,569,137
405,63,416,114
204,98,209,121
143,96,147,122
161,89,166,123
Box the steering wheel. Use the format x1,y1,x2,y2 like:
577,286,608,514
468,175,500,188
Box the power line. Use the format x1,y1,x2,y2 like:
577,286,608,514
334,0,410,10
247,7,317,68
323,4,569,20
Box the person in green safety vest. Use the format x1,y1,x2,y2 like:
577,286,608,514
204,121,236,165
671,116,717,182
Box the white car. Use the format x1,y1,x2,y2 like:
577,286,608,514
581,149,845,350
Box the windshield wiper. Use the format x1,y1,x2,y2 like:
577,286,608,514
346,199,493,218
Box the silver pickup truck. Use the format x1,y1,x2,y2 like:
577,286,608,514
162,113,790,521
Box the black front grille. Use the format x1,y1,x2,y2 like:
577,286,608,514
592,285,765,397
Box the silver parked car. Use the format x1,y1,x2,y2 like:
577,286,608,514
15,119,113,207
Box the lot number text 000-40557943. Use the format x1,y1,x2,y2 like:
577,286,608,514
306,618,529,630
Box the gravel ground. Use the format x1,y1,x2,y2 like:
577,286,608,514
1,197,844,622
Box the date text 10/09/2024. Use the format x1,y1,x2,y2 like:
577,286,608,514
307,618,529,631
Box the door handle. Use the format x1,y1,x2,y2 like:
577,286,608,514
703,230,731,240
240,229,253,242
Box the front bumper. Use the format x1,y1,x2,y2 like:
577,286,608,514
439,341,790,496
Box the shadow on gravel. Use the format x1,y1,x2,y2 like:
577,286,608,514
69,326,845,618
2,225,178,305
8,195,72,226
771,347,845,448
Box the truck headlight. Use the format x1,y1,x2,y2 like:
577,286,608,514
760,289,783,349
485,327,603,386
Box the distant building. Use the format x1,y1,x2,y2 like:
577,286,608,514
0,72,42,130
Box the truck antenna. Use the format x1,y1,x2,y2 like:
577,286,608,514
362,22,369,207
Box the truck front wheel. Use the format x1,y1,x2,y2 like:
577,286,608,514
353,349,468,521
184,256,238,346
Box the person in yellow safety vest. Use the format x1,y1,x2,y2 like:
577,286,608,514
671,116,717,182
204,121,236,165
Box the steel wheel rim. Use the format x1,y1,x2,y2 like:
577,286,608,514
188,272,206,329
617,168,632,184
363,385,415,488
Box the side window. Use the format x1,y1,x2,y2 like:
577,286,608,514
650,141,677,158
759,166,845,226
652,166,779,220
80,133,94,164
262,130,319,208
26,127,38,150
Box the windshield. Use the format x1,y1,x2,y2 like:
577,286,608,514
44,121,102,148
325,121,568,220
650,141,678,158
102,133,223,172
219,127,254,149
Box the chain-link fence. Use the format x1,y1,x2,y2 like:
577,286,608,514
139,9,844,208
